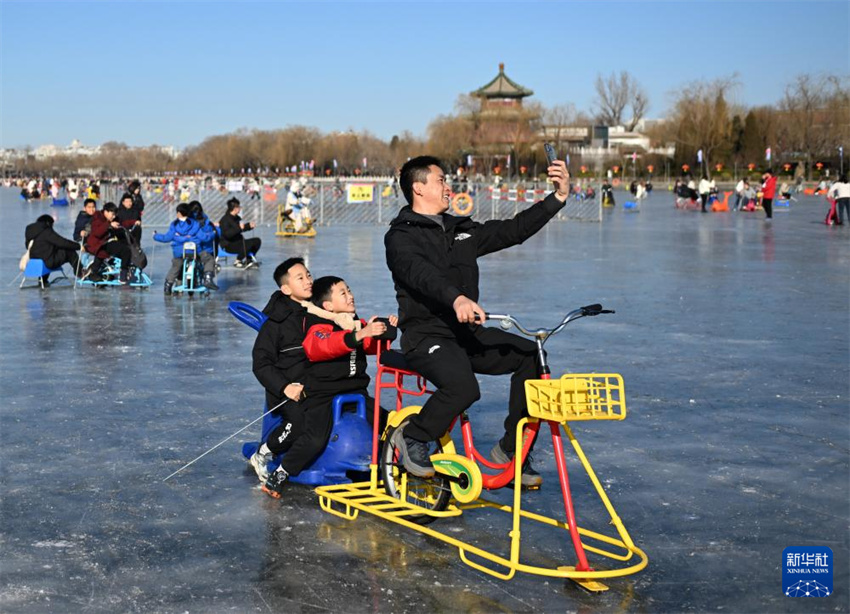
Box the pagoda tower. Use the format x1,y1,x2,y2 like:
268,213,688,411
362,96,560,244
471,63,534,111
468,64,537,172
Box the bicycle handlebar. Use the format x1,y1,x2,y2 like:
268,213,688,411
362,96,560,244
481,303,614,342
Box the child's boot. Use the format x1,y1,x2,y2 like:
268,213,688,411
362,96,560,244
164,281,173,296
261,468,288,499
203,272,218,290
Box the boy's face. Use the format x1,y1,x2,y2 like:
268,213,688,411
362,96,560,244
323,281,355,313
281,263,313,301
84,202,96,215
103,209,115,221
121,198,132,208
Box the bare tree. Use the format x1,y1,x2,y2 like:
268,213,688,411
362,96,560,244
543,103,577,151
594,71,649,130
778,74,850,179
670,76,738,178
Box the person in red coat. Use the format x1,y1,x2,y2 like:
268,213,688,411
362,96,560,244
761,169,777,220
261,275,396,498
85,202,132,283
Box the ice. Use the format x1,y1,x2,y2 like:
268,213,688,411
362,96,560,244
1,188,847,612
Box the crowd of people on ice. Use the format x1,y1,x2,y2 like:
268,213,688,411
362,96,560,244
20,179,264,289
13,154,850,503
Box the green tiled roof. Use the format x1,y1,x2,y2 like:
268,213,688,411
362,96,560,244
472,63,534,99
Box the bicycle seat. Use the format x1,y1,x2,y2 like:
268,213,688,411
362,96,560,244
379,349,414,372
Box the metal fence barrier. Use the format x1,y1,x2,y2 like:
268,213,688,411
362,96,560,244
101,181,601,227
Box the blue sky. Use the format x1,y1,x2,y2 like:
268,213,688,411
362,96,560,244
1,0,848,149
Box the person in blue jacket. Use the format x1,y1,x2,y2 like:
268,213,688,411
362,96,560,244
189,201,219,290
152,203,201,295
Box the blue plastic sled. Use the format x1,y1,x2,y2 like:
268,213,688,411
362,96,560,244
228,301,372,485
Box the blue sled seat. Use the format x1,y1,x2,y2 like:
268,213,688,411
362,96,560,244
228,301,372,485
215,227,255,267
20,259,67,289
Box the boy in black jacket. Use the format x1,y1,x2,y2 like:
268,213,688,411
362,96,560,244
73,198,96,242
261,276,396,499
250,257,314,482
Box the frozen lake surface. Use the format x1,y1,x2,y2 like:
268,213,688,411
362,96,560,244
1,188,848,612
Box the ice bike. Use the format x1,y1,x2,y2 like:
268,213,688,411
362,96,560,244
316,304,648,587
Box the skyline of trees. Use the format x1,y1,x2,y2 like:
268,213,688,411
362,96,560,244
7,72,848,180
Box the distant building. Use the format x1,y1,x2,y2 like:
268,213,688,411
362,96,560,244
468,63,537,171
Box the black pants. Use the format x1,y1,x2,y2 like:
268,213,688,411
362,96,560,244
44,249,80,273
700,193,709,211
272,391,382,476
92,242,132,273
402,327,539,454
762,197,773,219
223,237,261,261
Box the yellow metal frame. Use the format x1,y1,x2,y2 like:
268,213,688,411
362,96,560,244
276,204,317,237
315,373,647,583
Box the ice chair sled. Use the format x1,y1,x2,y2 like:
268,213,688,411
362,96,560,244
20,259,68,289
171,242,207,294
215,227,259,269
228,301,372,485
76,255,152,288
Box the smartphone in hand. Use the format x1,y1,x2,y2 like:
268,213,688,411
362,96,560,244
544,142,558,166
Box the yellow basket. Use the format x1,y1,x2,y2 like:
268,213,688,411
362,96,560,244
525,374,626,422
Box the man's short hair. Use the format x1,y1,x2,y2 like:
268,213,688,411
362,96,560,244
399,155,444,205
176,203,191,217
120,192,133,204
226,197,241,212
274,257,306,287
83,198,96,208
310,275,345,307
37,214,54,226
102,202,118,213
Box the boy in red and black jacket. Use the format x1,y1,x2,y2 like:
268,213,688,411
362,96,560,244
261,276,397,499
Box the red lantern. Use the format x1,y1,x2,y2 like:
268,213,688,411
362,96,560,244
815,162,824,170
494,166,501,175
325,168,332,176
715,163,723,172
747,163,756,171
682,164,690,172
613,166,620,173
580,165,587,173
647,165,654,173
520,165,527,174
354,168,361,175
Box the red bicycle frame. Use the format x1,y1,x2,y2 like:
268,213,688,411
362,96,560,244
373,330,592,572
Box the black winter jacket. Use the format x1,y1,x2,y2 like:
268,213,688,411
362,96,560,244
252,292,309,409
25,221,80,261
218,212,246,246
384,193,565,351
132,192,145,215
73,211,92,242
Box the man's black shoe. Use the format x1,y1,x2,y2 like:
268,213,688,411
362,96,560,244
202,272,218,290
490,439,543,488
390,426,435,478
